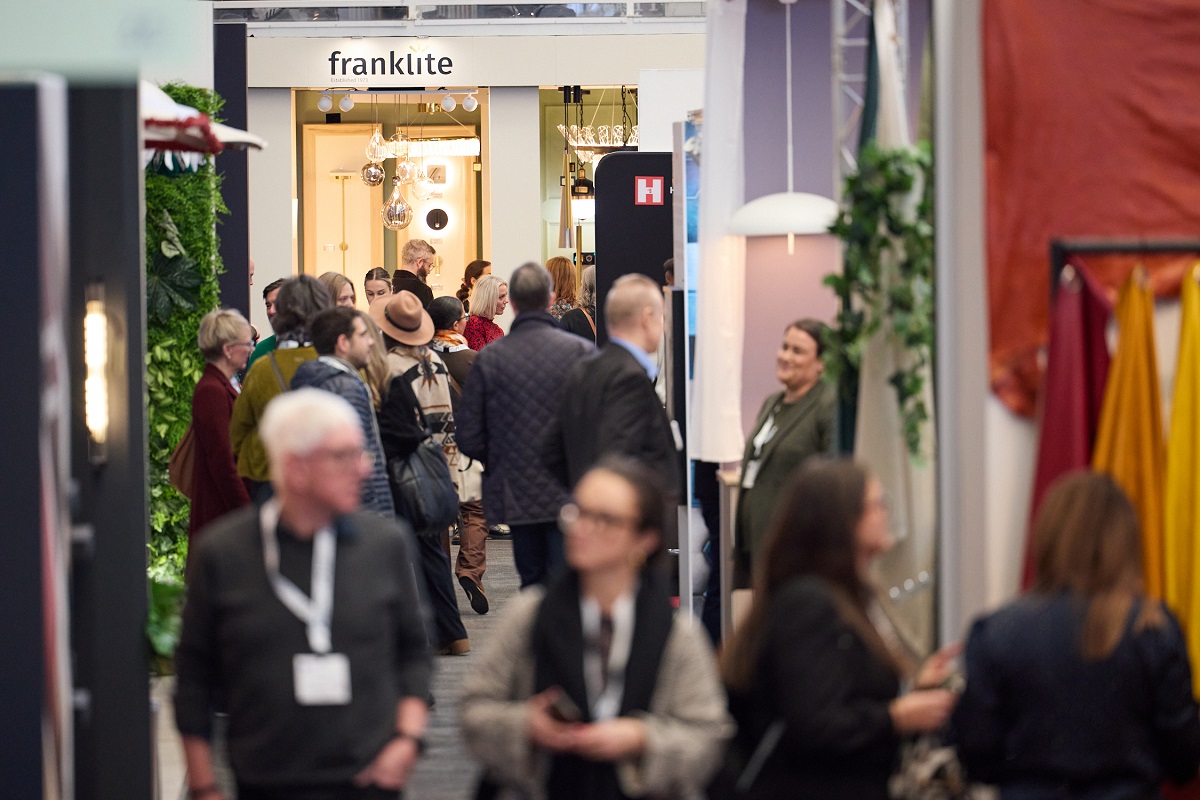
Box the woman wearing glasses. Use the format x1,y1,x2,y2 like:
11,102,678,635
461,457,732,800
187,308,253,550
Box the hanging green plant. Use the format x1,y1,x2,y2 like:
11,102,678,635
823,142,934,456
146,210,205,324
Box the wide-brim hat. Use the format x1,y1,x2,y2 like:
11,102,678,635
370,291,434,346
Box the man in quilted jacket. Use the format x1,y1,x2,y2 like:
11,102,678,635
457,261,595,587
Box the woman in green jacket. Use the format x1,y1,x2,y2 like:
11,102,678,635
735,319,836,584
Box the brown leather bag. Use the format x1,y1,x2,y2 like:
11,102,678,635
168,423,196,499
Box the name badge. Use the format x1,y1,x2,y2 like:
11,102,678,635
294,653,352,706
741,459,762,490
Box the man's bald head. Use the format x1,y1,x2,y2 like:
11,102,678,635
605,273,664,354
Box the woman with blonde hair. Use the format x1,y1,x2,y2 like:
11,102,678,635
464,273,508,351
951,471,1200,797
187,308,253,544
717,459,957,799
318,271,357,308
560,265,597,341
545,256,577,320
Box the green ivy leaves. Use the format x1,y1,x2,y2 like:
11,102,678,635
146,211,205,324
825,143,935,457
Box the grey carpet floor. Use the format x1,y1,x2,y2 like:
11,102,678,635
406,536,521,800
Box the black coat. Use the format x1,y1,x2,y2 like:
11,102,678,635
724,576,900,800
456,311,595,525
545,343,680,497
950,593,1200,798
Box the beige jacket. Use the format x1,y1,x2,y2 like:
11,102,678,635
460,588,734,800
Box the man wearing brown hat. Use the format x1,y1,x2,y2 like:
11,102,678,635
370,292,472,653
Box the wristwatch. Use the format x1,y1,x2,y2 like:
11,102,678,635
394,730,428,756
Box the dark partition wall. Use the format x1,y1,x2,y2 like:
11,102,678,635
68,84,153,800
0,77,65,800
593,151,674,347
215,22,250,315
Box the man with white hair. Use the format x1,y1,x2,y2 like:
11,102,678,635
175,388,433,800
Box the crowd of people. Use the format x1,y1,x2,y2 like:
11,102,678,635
175,242,1200,800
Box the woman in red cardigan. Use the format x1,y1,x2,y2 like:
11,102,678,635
187,308,253,549
464,273,508,351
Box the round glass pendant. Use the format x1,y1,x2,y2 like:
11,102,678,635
388,131,410,160
360,162,385,187
394,158,418,184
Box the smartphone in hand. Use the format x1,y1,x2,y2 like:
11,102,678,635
547,690,583,723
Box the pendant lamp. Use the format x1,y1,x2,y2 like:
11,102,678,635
728,0,838,255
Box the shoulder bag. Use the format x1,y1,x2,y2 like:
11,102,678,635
388,403,460,537
168,423,196,499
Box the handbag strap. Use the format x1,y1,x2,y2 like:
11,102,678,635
581,308,596,336
267,352,287,392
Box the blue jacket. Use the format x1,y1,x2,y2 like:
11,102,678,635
457,311,595,525
951,592,1200,799
290,356,395,518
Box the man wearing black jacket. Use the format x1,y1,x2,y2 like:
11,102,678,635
545,273,681,499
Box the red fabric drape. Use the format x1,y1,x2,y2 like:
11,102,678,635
984,0,1200,416
1020,260,1111,589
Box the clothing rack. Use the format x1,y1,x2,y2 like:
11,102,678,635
1049,237,1200,299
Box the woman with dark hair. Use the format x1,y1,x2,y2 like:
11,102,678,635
461,456,732,800
230,275,331,499
456,259,491,314
735,318,836,583
951,471,1200,798
363,267,392,306
717,459,957,799
545,256,577,320
427,295,489,614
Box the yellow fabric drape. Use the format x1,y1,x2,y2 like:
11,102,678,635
1092,271,1165,598
1166,268,1200,692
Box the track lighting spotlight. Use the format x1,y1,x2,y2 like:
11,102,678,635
441,94,457,113
339,94,355,113
462,94,478,113
317,94,333,113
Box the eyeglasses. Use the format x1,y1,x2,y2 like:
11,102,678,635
314,447,373,469
228,340,255,349
559,502,640,534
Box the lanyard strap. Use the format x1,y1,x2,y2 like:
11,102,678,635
260,500,336,654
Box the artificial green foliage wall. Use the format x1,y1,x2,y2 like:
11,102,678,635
144,83,227,595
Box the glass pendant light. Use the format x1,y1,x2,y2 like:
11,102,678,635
360,161,385,187
381,184,413,230
394,158,418,184
388,130,410,160
365,130,390,163
411,171,436,201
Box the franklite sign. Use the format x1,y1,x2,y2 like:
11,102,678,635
244,36,706,88
328,43,453,79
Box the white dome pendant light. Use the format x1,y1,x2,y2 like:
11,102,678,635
728,0,838,255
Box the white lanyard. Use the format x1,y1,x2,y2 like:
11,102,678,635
260,499,336,654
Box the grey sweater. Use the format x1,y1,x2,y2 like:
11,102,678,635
174,507,433,788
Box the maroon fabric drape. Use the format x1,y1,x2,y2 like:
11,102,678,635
1020,259,1111,589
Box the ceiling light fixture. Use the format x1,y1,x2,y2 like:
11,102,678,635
317,93,333,113
728,0,838,254
440,94,457,112
339,94,355,113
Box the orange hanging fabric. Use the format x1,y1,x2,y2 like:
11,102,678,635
1091,270,1165,598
